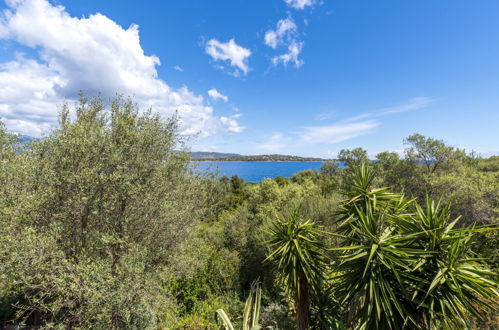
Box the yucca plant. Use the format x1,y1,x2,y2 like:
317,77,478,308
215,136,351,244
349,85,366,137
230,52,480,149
216,281,263,330
334,163,498,329
333,163,417,328
265,209,329,330
334,202,425,327
404,198,499,329
309,276,345,330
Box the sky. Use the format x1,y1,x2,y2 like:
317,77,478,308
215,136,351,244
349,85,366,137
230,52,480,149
0,0,498,158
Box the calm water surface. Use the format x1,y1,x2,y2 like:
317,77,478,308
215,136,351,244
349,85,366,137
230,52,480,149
194,161,339,183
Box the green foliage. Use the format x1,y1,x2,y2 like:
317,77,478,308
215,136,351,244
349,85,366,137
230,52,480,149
376,135,498,227
265,210,329,297
265,209,330,329
408,199,498,329
404,133,456,174
477,155,499,172
375,151,400,171
319,160,339,196
216,281,263,330
334,163,499,329
337,148,369,168
2,112,498,330
0,96,214,328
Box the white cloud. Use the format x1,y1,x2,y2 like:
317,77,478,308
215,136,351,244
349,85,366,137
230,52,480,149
173,65,184,72
272,41,304,68
255,97,432,152
300,120,379,144
313,112,334,121
265,17,304,68
284,0,315,10
264,18,297,49
220,114,245,133
205,38,251,76
380,97,434,114
260,132,287,152
207,88,228,102
300,97,432,145
340,97,434,124
0,0,242,137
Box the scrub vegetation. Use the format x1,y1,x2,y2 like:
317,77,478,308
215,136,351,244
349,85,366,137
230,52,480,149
1,96,497,329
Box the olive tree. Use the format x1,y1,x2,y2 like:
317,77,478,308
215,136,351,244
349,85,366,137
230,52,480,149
0,96,211,328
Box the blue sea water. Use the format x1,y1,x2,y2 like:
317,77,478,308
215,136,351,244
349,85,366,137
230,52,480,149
193,161,333,183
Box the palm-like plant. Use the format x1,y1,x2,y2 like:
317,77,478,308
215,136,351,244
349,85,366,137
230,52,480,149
406,199,499,329
265,209,329,330
334,163,498,329
216,281,263,330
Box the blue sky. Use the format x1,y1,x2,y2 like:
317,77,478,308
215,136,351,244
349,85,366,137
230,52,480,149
0,0,498,157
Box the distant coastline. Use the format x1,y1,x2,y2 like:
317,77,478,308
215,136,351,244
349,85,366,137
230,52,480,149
190,152,330,162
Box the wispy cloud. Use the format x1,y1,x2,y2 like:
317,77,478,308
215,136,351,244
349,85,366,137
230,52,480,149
260,132,287,152
205,38,251,76
380,97,434,115
173,65,184,72
300,120,379,144
313,97,434,125
301,97,433,145
314,112,334,121
207,88,228,102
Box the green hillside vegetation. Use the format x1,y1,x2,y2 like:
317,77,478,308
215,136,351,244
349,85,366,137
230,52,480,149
1,96,497,329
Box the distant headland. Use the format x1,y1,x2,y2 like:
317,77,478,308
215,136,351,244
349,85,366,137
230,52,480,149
190,151,328,162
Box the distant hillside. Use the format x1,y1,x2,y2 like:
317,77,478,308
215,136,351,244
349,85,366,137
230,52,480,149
197,153,327,162
190,151,241,160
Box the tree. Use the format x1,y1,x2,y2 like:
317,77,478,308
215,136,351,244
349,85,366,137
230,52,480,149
265,209,329,330
319,160,339,197
320,160,339,176
404,133,460,174
0,96,212,328
337,148,369,168
375,151,399,171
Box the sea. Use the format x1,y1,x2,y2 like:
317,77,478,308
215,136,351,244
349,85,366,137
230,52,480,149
193,161,342,183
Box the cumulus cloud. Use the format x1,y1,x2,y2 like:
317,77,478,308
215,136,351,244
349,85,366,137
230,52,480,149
300,120,379,145
272,41,304,68
207,88,228,102
220,114,244,133
283,0,315,10
265,17,304,68
0,54,63,136
205,38,251,76
0,0,242,137
264,18,297,49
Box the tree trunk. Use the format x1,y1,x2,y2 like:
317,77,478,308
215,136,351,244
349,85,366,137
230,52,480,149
296,277,310,330
416,309,426,329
